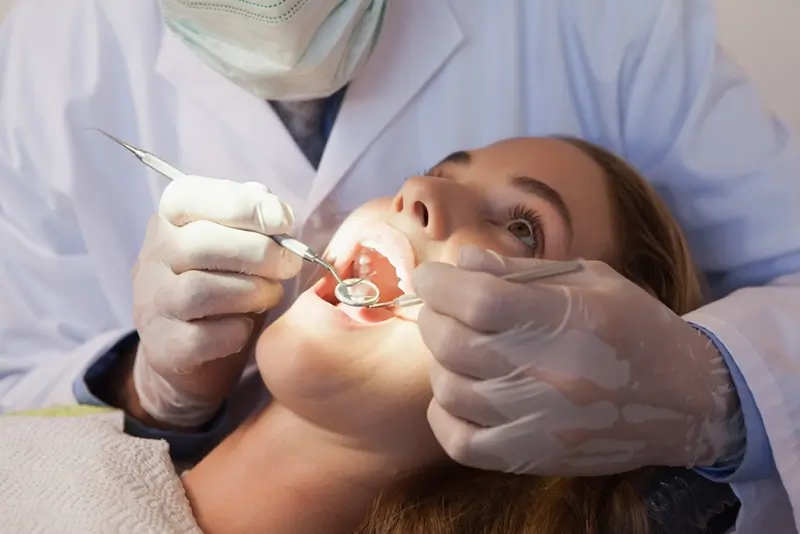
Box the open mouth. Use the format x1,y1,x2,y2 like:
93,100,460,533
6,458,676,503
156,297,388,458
315,224,417,324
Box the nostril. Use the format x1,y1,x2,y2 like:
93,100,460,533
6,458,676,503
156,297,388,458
413,201,429,227
393,194,404,212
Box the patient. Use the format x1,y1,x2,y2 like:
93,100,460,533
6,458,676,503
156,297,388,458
181,137,734,534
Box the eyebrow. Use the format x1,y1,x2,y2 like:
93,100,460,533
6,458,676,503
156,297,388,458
432,151,574,240
511,176,574,239
434,150,472,167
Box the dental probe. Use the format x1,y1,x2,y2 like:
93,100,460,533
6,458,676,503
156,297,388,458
93,128,365,291
367,259,585,309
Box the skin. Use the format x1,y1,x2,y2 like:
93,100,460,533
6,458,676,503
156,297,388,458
346,135,616,264
182,137,621,534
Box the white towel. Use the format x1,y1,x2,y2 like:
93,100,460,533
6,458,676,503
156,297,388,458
0,413,204,533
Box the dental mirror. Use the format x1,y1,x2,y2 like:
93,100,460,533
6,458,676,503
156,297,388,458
334,278,381,307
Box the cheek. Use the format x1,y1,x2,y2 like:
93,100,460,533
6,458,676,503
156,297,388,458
353,198,393,219
434,229,527,265
380,324,435,398
326,198,394,256
568,218,616,261
561,187,616,261
432,233,478,265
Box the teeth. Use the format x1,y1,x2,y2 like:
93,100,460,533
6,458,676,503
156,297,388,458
397,277,413,295
359,239,411,294
355,250,372,278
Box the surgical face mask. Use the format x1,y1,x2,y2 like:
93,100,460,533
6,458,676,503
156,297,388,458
159,0,388,101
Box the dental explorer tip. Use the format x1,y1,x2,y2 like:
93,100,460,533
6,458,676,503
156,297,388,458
92,128,143,157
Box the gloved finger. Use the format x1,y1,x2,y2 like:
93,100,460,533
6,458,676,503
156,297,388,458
429,359,509,427
417,305,517,379
141,315,254,371
455,244,541,275
414,262,571,334
457,244,615,291
427,399,484,466
469,421,570,475
166,219,302,279
159,176,295,235
433,407,574,475
154,270,284,321
428,400,522,473
412,262,510,331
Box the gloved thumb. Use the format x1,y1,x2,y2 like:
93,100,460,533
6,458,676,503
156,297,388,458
456,245,548,276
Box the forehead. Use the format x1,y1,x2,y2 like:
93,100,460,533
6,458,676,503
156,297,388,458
441,137,617,260
469,137,604,184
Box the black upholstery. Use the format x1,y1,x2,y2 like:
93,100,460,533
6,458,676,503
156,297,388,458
641,468,739,534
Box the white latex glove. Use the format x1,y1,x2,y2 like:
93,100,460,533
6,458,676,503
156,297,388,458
412,246,745,476
132,176,302,427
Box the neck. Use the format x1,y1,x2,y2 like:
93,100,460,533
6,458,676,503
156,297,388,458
182,403,399,534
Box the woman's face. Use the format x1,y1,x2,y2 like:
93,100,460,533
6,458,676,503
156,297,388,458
257,137,618,457
326,136,616,313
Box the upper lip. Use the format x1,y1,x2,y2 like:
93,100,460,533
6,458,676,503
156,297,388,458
331,221,417,292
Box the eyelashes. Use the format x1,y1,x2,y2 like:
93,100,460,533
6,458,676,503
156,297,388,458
405,169,432,180
507,205,544,254
508,205,542,226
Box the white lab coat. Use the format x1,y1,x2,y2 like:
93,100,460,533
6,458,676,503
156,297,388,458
1,0,798,531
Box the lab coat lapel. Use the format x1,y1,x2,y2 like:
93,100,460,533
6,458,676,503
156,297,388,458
308,0,464,217
153,26,316,208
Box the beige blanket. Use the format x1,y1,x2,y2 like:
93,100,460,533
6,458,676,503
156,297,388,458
0,410,203,533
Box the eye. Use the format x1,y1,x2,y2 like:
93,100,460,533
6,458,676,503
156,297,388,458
506,206,543,253
507,219,535,245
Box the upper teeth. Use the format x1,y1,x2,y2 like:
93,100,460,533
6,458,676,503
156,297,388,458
359,240,412,294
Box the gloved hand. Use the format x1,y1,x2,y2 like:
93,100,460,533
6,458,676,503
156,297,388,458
131,176,302,428
412,245,745,476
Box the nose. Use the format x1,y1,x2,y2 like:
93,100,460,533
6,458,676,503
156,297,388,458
391,176,450,240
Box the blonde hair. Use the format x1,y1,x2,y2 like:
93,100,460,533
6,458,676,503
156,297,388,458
558,137,705,314
355,138,707,534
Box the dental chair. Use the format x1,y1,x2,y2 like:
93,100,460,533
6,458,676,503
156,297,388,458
643,468,738,534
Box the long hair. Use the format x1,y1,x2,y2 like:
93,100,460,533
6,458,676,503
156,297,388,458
560,137,705,315
355,138,709,534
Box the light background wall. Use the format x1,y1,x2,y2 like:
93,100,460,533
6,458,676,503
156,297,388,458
0,0,11,22
0,0,798,129
713,0,800,131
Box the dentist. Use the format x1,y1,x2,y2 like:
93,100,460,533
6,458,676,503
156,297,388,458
0,0,798,531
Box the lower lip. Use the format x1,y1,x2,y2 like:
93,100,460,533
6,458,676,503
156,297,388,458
337,301,396,324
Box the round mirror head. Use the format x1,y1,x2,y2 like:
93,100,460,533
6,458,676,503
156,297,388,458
334,278,380,307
